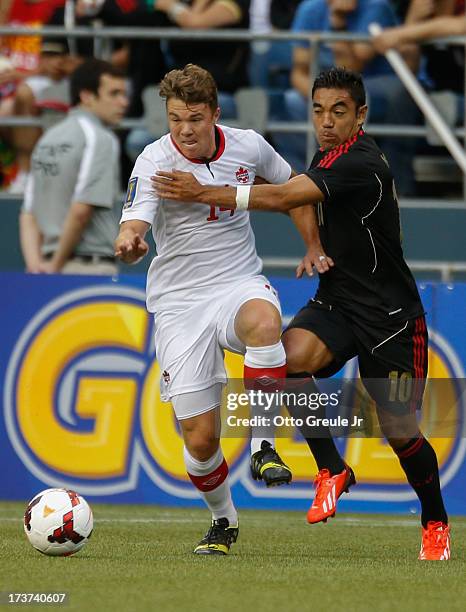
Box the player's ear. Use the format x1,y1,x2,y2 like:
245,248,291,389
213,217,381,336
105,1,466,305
213,106,220,123
357,104,368,127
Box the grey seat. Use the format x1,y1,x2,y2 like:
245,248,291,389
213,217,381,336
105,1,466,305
234,87,268,134
426,91,458,146
142,85,169,138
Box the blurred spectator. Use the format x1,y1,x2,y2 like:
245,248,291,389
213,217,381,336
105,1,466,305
48,0,170,167
157,0,250,112
0,54,18,188
20,59,128,276
9,37,71,194
280,0,421,194
48,0,170,117
0,55,16,117
0,0,65,73
249,0,302,90
125,0,250,159
47,0,100,59
375,2,465,122
0,0,66,189
270,0,303,28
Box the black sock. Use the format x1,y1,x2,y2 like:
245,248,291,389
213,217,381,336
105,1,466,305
394,436,448,527
284,373,346,475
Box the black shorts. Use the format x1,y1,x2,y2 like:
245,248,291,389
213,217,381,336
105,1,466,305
286,298,428,412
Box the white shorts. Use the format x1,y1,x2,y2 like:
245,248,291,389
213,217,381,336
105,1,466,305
154,275,281,419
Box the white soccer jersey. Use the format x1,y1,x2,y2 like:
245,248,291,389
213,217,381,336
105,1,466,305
120,124,291,312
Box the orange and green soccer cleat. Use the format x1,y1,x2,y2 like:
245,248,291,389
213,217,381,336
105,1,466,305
418,521,450,560
306,465,356,524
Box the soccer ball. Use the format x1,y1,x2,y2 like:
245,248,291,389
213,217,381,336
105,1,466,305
23,488,93,556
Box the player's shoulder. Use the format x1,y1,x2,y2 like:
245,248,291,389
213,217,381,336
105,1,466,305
220,124,261,144
316,131,378,172
136,133,175,166
220,124,269,156
355,132,393,174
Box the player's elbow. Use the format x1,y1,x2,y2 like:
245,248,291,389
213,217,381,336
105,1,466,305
272,189,299,212
264,190,287,212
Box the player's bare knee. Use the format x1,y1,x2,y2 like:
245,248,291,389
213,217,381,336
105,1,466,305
185,434,219,462
282,332,313,373
249,316,281,346
283,344,309,374
236,300,281,346
283,329,333,375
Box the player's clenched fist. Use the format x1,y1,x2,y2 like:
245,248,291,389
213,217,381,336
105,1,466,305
115,221,150,264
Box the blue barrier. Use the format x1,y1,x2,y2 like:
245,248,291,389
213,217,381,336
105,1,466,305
1,272,465,516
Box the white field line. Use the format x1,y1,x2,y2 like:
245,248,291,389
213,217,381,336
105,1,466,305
0,515,426,527
0,517,206,524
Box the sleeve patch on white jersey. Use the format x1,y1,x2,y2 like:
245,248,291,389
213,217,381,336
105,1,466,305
123,177,138,209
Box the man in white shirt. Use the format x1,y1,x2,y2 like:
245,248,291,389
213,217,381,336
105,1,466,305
115,64,326,555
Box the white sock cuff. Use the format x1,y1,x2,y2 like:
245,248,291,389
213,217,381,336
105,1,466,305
183,446,223,476
244,341,286,368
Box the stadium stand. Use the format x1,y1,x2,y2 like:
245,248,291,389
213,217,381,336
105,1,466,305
0,1,464,277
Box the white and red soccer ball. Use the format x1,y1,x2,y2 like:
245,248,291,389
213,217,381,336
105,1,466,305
23,488,93,556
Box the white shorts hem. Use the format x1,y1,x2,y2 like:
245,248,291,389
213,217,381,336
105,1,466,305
175,401,220,421
162,377,227,402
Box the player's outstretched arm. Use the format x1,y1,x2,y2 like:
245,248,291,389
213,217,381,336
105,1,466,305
115,220,151,264
152,171,324,212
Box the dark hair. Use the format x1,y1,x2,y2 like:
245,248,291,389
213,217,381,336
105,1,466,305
312,67,366,108
159,64,218,112
70,59,125,106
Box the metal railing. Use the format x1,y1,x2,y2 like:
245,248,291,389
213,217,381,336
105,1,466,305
1,25,465,277
369,22,466,198
1,26,465,209
0,26,464,154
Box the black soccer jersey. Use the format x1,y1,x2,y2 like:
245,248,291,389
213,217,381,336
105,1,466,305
306,129,424,324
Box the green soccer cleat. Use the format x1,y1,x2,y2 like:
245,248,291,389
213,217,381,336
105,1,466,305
193,518,239,555
250,441,292,487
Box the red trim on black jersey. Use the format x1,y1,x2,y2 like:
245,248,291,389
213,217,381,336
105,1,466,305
317,129,364,169
170,125,226,164
413,316,428,379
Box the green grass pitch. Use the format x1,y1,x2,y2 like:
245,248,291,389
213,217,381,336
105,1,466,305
1,502,465,611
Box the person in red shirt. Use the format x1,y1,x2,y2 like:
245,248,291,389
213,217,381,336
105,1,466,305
0,0,65,189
